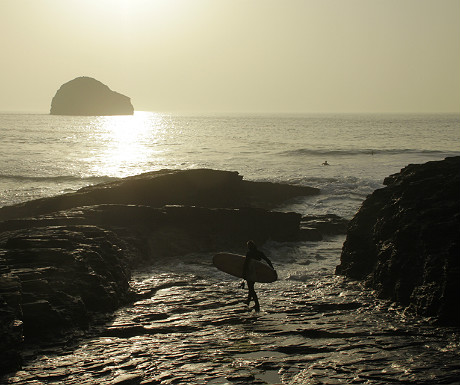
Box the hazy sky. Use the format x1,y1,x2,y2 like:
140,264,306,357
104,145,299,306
1,0,459,113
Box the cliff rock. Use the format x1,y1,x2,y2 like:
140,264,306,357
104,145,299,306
336,157,460,325
50,77,134,116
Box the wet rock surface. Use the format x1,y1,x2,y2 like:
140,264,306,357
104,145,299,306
1,166,458,383
336,156,460,325
0,224,133,375
0,170,321,374
300,214,349,241
2,249,459,385
0,271,23,374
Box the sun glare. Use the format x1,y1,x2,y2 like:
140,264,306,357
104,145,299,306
91,111,167,177
104,0,182,18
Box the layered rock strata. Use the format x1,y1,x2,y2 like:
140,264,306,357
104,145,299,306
336,157,460,326
0,169,320,374
0,224,132,374
0,169,318,222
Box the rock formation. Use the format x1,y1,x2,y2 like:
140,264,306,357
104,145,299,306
0,169,321,374
336,157,460,326
50,77,134,116
0,169,319,222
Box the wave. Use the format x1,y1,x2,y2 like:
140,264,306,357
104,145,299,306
287,174,381,188
0,174,119,184
280,148,459,157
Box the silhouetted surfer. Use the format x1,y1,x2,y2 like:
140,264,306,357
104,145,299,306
242,240,273,312
322,160,329,166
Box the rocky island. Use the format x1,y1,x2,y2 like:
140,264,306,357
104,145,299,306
50,77,134,116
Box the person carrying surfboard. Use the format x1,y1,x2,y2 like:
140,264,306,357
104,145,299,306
243,240,274,312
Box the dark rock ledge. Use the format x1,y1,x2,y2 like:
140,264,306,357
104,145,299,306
0,169,322,374
336,156,460,326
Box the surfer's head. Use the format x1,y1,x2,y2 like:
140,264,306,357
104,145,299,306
247,240,257,251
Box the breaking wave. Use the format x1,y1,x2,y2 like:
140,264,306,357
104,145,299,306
280,148,458,157
0,174,119,184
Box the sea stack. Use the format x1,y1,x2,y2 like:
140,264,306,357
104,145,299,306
50,76,134,116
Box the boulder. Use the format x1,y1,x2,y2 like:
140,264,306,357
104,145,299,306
1,225,132,341
50,76,134,116
336,157,460,325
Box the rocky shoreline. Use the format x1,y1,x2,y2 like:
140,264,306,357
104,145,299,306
2,250,459,384
1,159,459,378
337,156,460,326
0,169,329,375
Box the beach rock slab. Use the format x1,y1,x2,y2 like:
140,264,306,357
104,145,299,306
0,169,319,222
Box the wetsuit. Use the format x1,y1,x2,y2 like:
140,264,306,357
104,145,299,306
243,248,273,311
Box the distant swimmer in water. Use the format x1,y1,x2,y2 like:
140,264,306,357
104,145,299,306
322,160,330,166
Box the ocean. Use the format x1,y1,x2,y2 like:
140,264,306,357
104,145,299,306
1,112,459,217
1,112,460,384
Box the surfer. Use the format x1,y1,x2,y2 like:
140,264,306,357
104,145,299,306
243,240,274,312
322,160,329,166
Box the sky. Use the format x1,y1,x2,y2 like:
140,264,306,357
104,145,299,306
1,0,459,114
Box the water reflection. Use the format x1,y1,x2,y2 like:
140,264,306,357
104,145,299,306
7,259,460,385
89,111,169,177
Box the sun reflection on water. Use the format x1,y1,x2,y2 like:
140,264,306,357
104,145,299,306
89,111,168,177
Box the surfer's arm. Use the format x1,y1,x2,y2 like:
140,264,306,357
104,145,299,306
261,253,274,269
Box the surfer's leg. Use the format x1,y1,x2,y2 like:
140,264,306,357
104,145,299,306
245,281,254,304
252,290,260,312
247,282,260,311
244,293,251,305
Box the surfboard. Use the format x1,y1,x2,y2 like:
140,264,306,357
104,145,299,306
212,252,277,283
